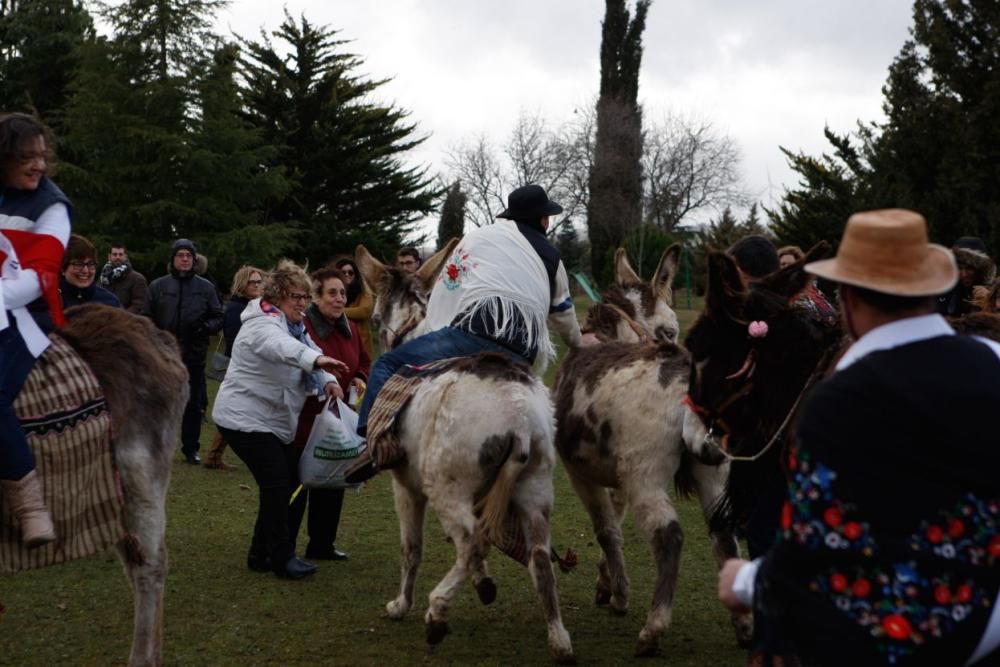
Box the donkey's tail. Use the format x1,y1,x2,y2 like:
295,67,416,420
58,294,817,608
477,432,529,545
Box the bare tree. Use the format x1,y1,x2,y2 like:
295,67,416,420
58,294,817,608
444,133,505,228
643,113,749,231
445,109,591,233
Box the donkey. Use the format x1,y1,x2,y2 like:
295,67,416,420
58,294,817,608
355,242,575,664
553,245,750,656
8,304,188,666
683,245,842,544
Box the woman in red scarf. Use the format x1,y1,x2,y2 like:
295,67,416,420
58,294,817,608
289,265,370,561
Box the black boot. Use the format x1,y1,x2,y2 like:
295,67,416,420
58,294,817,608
274,556,318,580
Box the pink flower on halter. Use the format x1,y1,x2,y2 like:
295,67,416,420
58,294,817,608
748,321,769,338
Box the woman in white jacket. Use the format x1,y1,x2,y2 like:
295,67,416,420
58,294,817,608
213,260,347,580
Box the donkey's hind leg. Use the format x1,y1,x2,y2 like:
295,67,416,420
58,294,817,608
692,461,753,646
630,488,684,657
386,475,427,620
518,472,575,664
114,434,171,667
567,473,629,614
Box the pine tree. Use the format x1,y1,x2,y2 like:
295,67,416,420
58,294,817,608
587,0,650,284
0,0,93,128
239,12,438,266
437,181,466,250
771,0,1000,258
58,0,234,277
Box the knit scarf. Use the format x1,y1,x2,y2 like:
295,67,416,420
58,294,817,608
99,262,130,287
261,299,324,395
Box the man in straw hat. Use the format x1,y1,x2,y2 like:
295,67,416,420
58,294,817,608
718,210,1000,666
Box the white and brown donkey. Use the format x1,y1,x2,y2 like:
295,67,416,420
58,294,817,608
553,246,752,657
355,241,575,664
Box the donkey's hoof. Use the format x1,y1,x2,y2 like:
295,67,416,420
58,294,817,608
608,597,629,616
552,651,577,665
475,577,497,605
385,598,409,620
634,635,659,657
426,619,450,645
595,587,612,607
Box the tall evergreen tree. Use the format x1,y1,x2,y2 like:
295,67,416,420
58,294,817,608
0,0,93,128
59,1,217,275
771,0,1000,258
587,0,649,284
239,12,438,265
437,181,466,249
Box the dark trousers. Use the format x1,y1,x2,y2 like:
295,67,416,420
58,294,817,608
286,445,345,554
0,322,37,480
219,426,296,567
182,363,206,454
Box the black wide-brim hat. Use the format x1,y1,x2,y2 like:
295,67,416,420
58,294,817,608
496,184,563,220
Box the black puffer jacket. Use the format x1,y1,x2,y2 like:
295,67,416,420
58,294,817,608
143,269,223,365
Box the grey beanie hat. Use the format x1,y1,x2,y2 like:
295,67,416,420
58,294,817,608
171,238,197,259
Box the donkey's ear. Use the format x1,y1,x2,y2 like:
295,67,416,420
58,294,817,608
615,248,641,286
414,237,459,294
705,251,746,318
652,243,682,304
355,245,388,292
763,241,832,298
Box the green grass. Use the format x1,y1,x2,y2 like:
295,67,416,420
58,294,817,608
0,299,738,667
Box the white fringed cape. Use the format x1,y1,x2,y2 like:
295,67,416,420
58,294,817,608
423,221,555,372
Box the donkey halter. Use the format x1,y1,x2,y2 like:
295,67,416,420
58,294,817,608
685,344,833,464
590,302,653,342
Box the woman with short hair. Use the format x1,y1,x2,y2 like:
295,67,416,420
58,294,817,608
212,260,348,579
288,265,371,561
60,234,121,309
0,113,72,548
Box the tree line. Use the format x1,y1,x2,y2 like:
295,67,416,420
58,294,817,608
0,0,438,284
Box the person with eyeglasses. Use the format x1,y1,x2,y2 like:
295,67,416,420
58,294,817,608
212,259,348,580
0,113,72,548
334,257,375,359
59,234,121,310
142,238,224,464
203,264,264,470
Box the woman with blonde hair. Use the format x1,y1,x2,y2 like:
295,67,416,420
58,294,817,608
212,260,348,579
204,264,264,470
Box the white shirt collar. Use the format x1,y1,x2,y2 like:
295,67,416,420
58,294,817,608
835,314,954,371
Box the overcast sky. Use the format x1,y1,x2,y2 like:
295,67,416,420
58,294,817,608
217,1,915,228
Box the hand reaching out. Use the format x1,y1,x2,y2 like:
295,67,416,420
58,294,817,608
315,355,349,376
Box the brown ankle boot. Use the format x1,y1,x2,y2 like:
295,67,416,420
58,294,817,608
2,470,56,548
204,433,236,470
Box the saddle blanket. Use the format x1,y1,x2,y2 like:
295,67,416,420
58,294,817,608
0,334,125,574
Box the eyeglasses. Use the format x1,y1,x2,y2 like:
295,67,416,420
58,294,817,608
290,293,310,302
247,279,263,285
69,260,97,270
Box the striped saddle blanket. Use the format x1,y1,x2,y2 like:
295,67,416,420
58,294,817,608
0,335,125,574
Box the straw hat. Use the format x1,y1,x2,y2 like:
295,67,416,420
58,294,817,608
805,209,957,296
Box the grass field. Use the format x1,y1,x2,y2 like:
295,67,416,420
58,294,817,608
0,295,746,666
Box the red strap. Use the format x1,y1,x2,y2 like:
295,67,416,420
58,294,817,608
3,229,66,327
682,394,710,416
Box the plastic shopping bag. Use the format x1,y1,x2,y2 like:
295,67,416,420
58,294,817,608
299,398,366,489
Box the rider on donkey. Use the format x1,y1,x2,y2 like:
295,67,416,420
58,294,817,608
0,113,72,548
346,184,585,483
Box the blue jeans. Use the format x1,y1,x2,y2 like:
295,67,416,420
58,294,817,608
356,327,524,436
0,321,39,480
